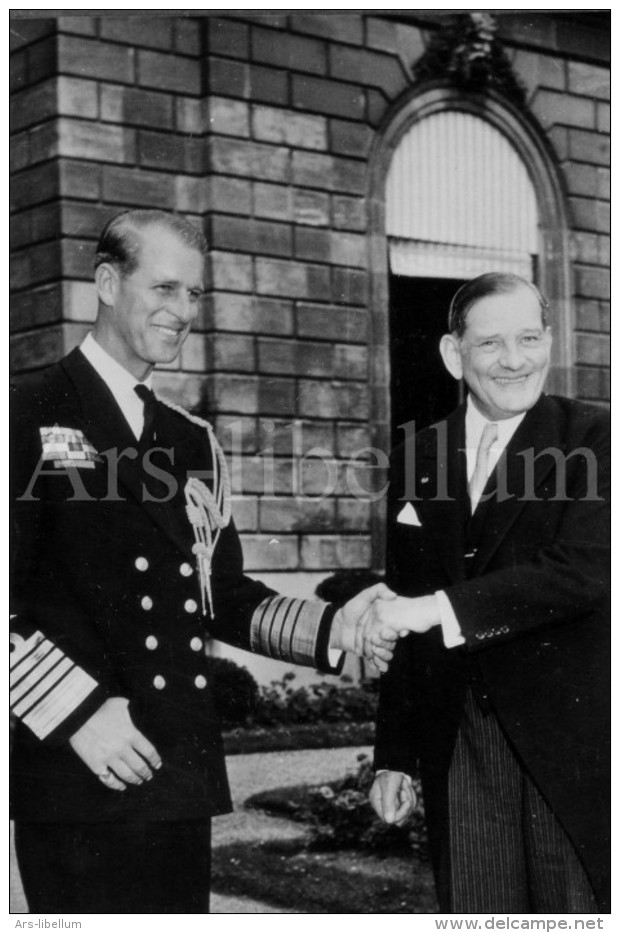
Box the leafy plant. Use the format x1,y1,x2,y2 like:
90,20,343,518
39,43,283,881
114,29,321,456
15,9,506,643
249,674,378,728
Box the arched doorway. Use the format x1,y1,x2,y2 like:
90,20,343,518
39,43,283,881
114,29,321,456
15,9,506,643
386,109,539,443
367,86,571,562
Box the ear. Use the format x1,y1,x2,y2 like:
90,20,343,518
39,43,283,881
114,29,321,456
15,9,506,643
439,334,464,381
95,263,119,308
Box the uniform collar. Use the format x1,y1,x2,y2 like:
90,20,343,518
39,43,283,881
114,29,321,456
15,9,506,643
80,333,153,439
80,332,153,393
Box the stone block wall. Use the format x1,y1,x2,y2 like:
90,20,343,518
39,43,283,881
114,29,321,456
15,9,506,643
501,15,610,403
10,15,206,368
10,12,610,578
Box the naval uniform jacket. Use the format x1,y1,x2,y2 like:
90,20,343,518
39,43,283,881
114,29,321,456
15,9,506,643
374,395,610,909
10,348,338,823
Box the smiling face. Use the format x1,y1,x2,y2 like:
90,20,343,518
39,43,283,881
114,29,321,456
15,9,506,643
439,285,552,421
94,224,205,381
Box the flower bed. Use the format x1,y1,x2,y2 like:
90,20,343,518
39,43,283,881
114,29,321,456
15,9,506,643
207,657,379,753
246,753,428,859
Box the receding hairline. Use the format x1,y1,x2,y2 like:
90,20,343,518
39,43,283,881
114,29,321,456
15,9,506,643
94,209,207,275
448,273,549,337
118,218,206,254
467,281,545,313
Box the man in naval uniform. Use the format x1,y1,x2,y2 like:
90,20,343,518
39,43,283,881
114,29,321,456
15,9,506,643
368,274,610,913
10,209,393,913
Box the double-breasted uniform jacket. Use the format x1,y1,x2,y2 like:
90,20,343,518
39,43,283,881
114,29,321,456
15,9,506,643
10,348,338,824
374,394,610,909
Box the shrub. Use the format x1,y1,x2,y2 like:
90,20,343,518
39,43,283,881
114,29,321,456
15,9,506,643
205,656,260,727
224,721,375,755
249,674,378,728
314,570,384,607
205,658,378,735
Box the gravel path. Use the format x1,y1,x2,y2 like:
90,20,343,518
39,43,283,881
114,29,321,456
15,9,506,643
10,746,372,915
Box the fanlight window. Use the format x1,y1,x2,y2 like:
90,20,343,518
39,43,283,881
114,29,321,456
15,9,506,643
386,110,539,280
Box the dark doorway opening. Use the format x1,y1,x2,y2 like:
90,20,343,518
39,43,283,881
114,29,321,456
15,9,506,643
389,275,464,448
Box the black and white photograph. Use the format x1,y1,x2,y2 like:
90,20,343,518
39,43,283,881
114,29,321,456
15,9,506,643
9,7,610,923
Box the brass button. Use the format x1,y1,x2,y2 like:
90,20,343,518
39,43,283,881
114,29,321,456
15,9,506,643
141,596,153,611
194,675,207,689
135,557,149,572
153,675,166,690
180,563,193,577
145,636,158,650
184,599,198,614
190,637,203,652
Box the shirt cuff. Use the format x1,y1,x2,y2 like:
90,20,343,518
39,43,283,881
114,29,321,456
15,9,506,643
375,769,414,785
435,590,465,648
328,648,345,668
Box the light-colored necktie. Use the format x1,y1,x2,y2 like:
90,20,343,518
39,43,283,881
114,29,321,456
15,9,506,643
468,421,498,512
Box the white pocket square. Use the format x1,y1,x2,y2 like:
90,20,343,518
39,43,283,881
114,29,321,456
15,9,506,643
397,502,422,526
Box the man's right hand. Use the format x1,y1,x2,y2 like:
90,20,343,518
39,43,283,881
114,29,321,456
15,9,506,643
369,770,417,825
69,697,162,792
329,583,398,672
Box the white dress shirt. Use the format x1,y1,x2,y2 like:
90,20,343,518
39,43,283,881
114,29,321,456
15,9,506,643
437,397,526,648
80,333,153,440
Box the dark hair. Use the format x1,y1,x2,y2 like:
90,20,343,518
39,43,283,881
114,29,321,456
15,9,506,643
94,209,207,275
447,273,549,338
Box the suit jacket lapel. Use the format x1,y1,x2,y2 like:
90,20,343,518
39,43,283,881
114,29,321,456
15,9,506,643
413,406,469,584
471,395,565,576
61,348,195,560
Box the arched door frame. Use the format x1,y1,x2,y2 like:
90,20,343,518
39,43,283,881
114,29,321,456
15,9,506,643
367,83,572,568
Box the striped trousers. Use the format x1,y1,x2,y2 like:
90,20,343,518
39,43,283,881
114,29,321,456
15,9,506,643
437,690,598,914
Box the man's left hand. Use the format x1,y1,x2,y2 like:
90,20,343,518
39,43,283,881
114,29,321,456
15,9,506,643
369,770,417,825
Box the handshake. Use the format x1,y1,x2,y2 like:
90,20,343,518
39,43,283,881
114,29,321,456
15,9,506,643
329,583,441,673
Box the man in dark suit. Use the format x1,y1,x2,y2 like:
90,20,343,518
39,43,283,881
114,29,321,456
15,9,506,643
368,273,610,913
10,209,393,914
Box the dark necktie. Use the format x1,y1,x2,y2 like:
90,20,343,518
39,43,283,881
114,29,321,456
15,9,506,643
134,384,158,450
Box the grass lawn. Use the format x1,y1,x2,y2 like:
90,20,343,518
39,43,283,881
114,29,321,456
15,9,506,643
216,723,437,912
211,839,438,913
212,770,436,913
